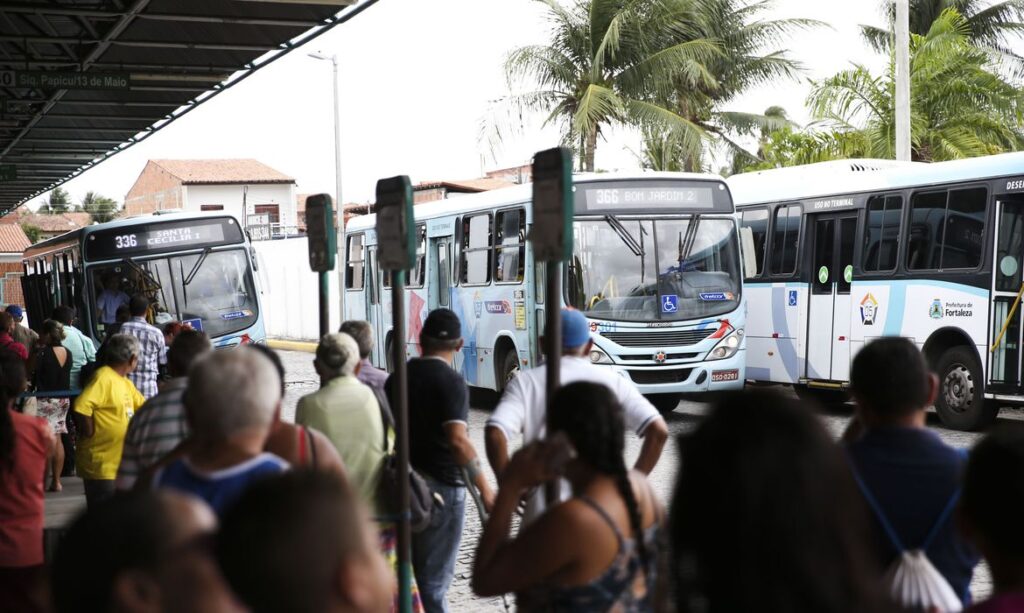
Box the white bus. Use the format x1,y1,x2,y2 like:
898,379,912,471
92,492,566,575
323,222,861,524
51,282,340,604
729,152,1024,430
344,172,747,413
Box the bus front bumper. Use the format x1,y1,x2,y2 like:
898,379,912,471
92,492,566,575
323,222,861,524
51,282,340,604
601,350,746,396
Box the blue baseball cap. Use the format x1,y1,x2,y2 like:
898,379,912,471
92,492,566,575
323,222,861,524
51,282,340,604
5,305,23,320
561,309,592,349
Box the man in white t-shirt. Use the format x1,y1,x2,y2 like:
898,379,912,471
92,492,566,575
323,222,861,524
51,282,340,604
485,308,669,525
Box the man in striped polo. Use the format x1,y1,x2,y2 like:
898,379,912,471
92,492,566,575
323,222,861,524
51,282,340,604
115,330,211,490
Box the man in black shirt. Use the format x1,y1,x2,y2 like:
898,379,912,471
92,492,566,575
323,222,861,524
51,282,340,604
385,308,493,613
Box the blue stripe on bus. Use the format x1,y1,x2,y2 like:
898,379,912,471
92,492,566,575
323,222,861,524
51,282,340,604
883,284,907,337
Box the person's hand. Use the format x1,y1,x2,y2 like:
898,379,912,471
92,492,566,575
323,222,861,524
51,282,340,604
503,442,559,491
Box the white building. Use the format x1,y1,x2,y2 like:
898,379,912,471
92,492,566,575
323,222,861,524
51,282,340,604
124,159,298,238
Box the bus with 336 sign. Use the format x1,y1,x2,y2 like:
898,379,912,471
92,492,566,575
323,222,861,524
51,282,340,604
343,172,746,414
21,211,265,348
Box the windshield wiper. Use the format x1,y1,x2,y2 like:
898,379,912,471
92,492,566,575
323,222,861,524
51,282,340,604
604,215,643,257
124,258,161,290
678,215,701,265
184,248,212,287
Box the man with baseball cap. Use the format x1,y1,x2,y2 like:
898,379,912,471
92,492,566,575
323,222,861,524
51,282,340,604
5,305,37,352
486,308,669,526
384,307,493,613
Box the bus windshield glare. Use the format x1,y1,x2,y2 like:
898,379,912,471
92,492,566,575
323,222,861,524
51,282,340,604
568,216,741,321
90,248,258,339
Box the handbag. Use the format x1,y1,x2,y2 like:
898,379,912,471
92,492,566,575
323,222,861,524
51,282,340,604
373,388,439,532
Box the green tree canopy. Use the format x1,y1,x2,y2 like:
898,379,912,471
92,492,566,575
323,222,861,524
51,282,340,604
809,8,1024,162
81,191,120,224
41,187,70,214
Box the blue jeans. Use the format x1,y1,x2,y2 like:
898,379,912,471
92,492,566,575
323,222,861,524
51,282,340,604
412,479,466,613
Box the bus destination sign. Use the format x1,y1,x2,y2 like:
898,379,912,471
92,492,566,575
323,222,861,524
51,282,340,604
576,180,731,213
87,218,241,260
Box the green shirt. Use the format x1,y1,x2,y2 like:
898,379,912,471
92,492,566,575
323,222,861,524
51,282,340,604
295,376,385,512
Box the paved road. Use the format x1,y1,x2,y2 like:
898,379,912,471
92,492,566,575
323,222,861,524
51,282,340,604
276,350,1007,611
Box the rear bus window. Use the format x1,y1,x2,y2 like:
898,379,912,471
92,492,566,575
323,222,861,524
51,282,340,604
770,204,801,275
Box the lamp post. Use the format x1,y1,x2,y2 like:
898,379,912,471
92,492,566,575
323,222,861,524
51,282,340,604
308,50,346,321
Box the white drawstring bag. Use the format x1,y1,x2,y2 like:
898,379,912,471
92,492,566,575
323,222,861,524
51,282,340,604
849,461,963,613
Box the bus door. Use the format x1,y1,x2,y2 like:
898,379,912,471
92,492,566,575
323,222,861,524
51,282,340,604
990,196,1024,389
427,235,453,311
365,246,388,368
806,213,857,381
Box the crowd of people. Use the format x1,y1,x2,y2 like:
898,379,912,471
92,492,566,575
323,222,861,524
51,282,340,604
1,299,1023,613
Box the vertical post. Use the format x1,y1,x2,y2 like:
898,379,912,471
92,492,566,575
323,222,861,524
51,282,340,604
544,262,561,411
332,56,346,320
319,271,330,338
391,269,412,613
894,0,911,161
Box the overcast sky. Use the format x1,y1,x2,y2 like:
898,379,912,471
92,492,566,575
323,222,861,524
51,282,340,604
41,0,890,209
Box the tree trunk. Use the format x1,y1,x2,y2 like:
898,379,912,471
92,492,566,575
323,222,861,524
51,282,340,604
584,126,598,172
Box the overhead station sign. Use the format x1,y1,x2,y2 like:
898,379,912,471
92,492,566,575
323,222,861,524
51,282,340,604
0,70,131,90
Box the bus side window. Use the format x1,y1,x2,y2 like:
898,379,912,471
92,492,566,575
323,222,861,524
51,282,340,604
409,225,427,288
346,234,365,290
863,195,903,272
495,208,525,284
770,204,801,275
739,208,769,279
461,213,492,285
437,243,451,307
907,188,986,271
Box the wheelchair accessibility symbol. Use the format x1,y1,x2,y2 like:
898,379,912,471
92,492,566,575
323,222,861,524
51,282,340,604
661,294,679,313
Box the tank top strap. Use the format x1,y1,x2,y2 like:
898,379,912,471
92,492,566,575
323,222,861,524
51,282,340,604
296,426,309,465
578,496,625,546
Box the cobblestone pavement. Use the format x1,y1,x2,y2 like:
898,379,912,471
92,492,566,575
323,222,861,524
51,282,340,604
276,350,1005,610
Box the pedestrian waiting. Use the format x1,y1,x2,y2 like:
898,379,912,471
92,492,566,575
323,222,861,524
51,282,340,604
52,305,96,392
340,319,389,395
5,305,38,354
0,311,29,362
31,319,72,492
218,471,394,613
119,295,166,399
151,347,287,516
474,381,664,610
73,334,145,508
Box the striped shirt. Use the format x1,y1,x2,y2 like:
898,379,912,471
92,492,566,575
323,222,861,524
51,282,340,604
115,378,187,490
120,317,166,399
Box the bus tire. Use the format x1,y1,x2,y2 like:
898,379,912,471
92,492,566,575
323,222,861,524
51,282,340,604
646,394,680,415
498,349,520,392
934,347,997,431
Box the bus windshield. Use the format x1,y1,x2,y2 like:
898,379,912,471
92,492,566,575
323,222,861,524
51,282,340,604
568,216,741,321
90,248,258,339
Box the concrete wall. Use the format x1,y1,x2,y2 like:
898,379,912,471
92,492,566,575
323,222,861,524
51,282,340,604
185,183,297,229
252,236,344,341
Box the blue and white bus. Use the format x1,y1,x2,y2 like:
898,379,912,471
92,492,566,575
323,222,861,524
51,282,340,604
344,173,746,413
729,152,1024,430
21,212,265,348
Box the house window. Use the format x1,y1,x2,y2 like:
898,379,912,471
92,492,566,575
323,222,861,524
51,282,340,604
200,205,224,211
253,204,280,225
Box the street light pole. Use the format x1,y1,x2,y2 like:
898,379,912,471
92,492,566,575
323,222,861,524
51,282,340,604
309,51,346,323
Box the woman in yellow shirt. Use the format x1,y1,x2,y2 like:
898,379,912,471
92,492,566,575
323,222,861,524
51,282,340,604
73,334,146,508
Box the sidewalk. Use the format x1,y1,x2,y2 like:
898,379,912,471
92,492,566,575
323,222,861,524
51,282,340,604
267,338,317,353
43,477,86,561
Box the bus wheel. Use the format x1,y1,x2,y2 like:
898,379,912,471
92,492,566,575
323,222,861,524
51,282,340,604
499,350,520,392
934,347,997,431
646,394,680,415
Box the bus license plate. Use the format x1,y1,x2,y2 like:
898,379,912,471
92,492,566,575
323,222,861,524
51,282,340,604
711,369,739,382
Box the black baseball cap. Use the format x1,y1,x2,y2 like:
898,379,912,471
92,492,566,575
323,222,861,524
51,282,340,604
422,308,461,340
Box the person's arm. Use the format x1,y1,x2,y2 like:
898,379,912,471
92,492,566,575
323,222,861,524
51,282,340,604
73,383,98,438
485,426,511,483
486,376,527,483
634,417,668,475
445,422,495,512
473,443,580,596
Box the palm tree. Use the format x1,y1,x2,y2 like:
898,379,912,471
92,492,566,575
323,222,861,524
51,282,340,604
810,8,1024,161
489,0,720,171
81,191,120,224
862,0,1024,71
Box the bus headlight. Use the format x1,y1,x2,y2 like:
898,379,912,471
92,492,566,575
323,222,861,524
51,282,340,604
590,347,613,364
708,329,743,361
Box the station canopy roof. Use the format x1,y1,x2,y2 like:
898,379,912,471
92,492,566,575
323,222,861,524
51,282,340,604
0,0,368,214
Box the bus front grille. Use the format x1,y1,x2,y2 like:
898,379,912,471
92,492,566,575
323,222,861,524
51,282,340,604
602,329,713,347
628,368,694,385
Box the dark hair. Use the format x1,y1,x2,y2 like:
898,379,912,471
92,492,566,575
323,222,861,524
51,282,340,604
548,382,647,567
128,295,149,317
115,304,131,323
52,305,76,326
249,344,286,398
40,319,65,347
671,390,885,613
339,320,374,359
851,337,931,416
167,330,212,378
0,311,13,332
0,354,27,471
162,321,184,339
52,492,177,613
963,426,1024,564
217,471,365,613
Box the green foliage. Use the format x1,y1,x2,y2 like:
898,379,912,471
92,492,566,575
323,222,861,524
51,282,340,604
21,224,42,244
44,187,70,214
81,191,120,224
809,8,1024,162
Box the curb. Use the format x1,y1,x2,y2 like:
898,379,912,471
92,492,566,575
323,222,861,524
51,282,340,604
267,339,317,353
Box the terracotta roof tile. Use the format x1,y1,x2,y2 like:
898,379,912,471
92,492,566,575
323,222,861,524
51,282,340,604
0,224,30,253
17,212,92,233
152,159,294,185
414,178,516,193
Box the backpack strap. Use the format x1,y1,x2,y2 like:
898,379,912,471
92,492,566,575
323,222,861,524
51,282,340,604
846,453,907,552
922,489,961,550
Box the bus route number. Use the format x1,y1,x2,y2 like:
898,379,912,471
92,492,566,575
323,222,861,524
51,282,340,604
115,234,138,249
594,189,619,206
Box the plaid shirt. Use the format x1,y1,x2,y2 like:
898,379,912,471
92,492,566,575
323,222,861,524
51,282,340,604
119,317,166,399
115,378,187,490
